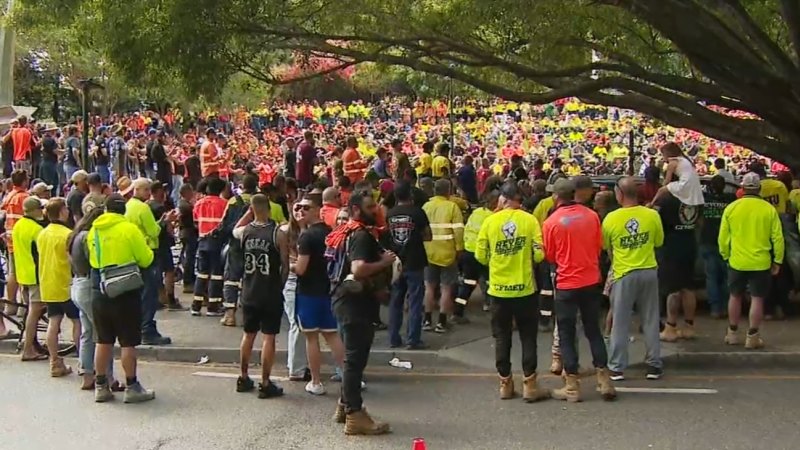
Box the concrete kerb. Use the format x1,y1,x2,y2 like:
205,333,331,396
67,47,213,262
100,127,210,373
658,351,800,370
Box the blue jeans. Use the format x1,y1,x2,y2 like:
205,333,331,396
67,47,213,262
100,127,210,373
39,160,59,196
141,261,161,338
96,164,110,184
64,163,80,185
71,276,113,377
282,273,307,376
388,269,425,347
701,244,728,315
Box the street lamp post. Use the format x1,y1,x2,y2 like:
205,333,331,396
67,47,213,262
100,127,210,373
448,76,455,150
77,78,104,171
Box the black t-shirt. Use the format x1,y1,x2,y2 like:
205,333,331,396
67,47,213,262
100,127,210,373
151,142,172,183
67,188,86,227
386,204,429,271
178,198,197,237
41,136,58,163
701,191,736,248
95,136,109,166
148,199,174,248
185,155,201,187
655,193,699,261
332,228,381,324
297,222,332,297
284,148,296,178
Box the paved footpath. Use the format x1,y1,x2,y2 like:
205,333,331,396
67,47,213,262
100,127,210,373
3,290,800,373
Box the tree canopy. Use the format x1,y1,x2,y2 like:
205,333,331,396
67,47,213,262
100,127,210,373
17,0,800,164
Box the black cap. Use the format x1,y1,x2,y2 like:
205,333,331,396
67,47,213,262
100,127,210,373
500,181,522,201
105,193,127,214
206,128,217,136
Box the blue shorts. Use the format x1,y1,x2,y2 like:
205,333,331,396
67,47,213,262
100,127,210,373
296,294,338,332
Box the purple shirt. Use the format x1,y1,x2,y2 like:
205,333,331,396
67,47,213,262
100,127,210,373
295,141,315,187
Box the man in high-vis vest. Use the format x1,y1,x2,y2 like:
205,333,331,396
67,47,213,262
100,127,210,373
475,181,549,403
342,136,367,184
1,170,30,318
455,190,498,319
192,176,228,316
422,179,464,333
200,128,221,178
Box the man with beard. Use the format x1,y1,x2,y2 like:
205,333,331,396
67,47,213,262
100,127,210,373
327,191,395,435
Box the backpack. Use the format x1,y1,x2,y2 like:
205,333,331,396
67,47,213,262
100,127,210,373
324,232,354,295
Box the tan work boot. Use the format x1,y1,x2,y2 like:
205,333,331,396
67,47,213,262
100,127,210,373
596,368,617,401
659,323,679,342
344,408,390,435
724,328,741,345
220,309,236,327
678,323,696,340
50,357,73,378
499,375,515,399
745,332,765,349
522,373,550,403
333,401,346,424
549,354,563,375
552,373,581,402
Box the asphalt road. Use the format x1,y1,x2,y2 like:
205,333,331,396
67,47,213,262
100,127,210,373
2,355,800,450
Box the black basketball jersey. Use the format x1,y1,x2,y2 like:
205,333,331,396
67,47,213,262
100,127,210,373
240,220,283,307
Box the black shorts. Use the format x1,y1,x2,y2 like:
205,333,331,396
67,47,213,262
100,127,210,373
242,303,282,335
92,289,142,347
658,253,696,294
46,300,80,319
728,268,771,298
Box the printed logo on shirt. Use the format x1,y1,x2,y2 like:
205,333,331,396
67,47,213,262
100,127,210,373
495,220,526,256
620,218,650,249
388,215,414,246
677,204,699,230
703,201,728,219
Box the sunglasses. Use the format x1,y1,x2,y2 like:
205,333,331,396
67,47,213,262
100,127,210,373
294,204,312,212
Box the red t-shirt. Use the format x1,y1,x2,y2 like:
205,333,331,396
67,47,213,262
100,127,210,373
542,203,602,290
11,127,33,161
295,141,315,187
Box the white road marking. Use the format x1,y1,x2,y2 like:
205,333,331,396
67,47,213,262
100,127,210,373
193,371,289,382
615,387,717,395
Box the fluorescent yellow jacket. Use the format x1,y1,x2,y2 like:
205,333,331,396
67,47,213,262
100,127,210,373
36,223,71,302
464,207,493,253
532,195,555,225
125,197,161,249
12,216,43,286
422,196,464,267
88,212,154,270
718,196,784,271
475,208,544,298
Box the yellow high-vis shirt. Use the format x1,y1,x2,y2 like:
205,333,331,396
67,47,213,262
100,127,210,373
416,152,432,176
475,208,544,298
12,216,43,286
36,223,72,302
532,195,555,225
602,206,664,280
760,179,789,214
719,196,784,271
432,155,450,179
464,207,493,253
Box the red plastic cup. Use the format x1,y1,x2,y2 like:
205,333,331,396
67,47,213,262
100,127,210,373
412,437,427,450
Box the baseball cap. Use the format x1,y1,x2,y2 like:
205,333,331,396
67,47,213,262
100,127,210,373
29,182,53,196
545,173,568,192
741,172,761,189
23,196,45,216
572,175,593,190
147,128,157,135
116,176,134,196
553,178,576,197
71,170,89,184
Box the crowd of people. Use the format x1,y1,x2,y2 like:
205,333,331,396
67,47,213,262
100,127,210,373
0,97,795,436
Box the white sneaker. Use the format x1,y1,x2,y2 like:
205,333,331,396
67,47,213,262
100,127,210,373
305,381,326,396
361,381,367,391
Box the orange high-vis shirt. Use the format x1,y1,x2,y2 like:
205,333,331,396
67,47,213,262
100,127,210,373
343,147,366,183
200,141,220,177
